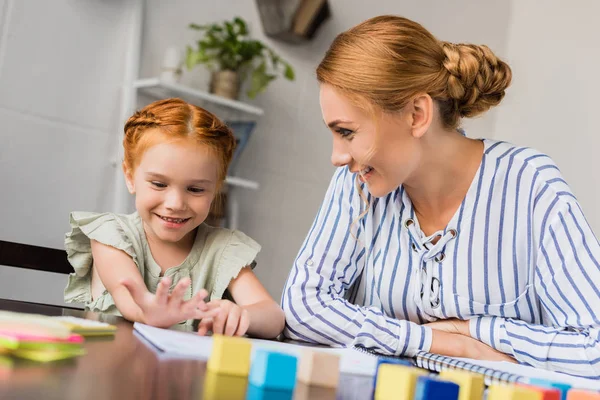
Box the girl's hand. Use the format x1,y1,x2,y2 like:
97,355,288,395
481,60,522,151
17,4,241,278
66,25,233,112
121,277,217,328
196,299,249,337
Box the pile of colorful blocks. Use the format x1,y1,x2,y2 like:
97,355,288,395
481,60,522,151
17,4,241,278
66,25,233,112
203,335,600,400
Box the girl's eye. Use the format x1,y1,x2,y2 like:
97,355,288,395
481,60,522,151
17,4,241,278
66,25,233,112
336,128,354,137
151,181,166,188
188,187,205,194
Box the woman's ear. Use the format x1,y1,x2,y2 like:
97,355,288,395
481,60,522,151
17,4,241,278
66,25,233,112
408,93,434,139
122,163,136,194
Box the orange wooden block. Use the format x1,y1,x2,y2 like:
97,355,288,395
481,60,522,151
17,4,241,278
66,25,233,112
518,384,561,400
567,390,600,400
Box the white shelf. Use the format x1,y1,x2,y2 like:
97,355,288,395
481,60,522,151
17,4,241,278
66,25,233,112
134,78,265,116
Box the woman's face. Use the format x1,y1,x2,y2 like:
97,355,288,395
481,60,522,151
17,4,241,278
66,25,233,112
320,84,422,197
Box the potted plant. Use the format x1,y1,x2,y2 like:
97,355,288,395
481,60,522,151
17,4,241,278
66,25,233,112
186,16,295,100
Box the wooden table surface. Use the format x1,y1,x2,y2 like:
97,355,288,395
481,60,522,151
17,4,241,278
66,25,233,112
0,299,372,400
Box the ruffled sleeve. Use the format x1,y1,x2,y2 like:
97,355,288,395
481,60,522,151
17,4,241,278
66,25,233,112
63,211,142,313
211,229,261,300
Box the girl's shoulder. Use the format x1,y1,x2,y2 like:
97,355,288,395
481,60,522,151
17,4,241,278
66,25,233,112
196,224,261,264
193,224,262,299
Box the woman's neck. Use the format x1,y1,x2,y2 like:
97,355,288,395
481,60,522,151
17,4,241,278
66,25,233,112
403,129,484,235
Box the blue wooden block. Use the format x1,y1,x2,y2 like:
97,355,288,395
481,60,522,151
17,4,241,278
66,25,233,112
414,376,460,400
245,384,293,400
528,378,572,400
249,350,298,391
373,357,414,385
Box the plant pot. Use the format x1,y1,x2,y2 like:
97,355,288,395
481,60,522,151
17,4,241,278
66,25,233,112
210,70,240,100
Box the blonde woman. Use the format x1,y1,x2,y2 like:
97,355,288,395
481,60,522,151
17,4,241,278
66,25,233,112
282,15,600,378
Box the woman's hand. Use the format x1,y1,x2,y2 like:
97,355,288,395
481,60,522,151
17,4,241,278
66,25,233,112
427,319,517,363
426,318,470,336
121,277,217,328
196,299,250,337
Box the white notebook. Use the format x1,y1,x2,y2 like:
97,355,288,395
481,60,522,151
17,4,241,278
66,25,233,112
133,322,600,390
133,322,377,376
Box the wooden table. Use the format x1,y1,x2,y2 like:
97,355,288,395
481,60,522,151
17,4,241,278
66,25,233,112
0,299,372,400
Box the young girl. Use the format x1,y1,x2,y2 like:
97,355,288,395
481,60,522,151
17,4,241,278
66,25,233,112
64,98,284,338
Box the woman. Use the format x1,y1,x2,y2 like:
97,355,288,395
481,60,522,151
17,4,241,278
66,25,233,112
282,15,600,378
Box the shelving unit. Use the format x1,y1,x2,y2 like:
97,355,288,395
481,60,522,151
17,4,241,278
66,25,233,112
114,0,261,230
134,78,264,117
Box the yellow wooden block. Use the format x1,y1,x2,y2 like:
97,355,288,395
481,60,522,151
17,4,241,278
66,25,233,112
206,334,252,376
297,349,340,388
203,371,247,400
440,369,485,400
488,383,544,400
374,364,426,400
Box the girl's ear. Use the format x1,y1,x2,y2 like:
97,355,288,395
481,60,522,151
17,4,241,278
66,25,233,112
122,163,136,194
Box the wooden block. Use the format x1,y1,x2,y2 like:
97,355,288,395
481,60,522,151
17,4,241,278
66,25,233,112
293,382,336,400
374,357,414,384
206,334,252,377
249,349,298,391
246,384,293,400
518,384,561,400
374,364,426,400
297,349,340,388
203,371,248,400
440,369,485,400
488,383,544,400
567,389,600,400
528,378,572,400
414,375,460,400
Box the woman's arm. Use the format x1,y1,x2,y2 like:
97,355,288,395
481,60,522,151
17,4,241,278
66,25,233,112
431,201,600,378
282,168,433,356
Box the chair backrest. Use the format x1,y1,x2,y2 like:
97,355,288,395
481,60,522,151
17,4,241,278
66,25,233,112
0,240,74,274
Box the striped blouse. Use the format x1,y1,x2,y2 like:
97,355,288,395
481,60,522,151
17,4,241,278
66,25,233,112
282,139,600,378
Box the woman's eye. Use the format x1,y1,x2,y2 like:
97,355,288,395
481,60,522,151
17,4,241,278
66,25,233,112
188,187,205,194
336,128,354,137
151,181,166,188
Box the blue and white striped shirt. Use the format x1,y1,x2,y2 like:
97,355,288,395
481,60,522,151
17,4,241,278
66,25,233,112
282,139,600,378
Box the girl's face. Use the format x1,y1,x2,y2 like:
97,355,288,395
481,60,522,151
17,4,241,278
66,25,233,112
125,136,219,245
319,84,422,198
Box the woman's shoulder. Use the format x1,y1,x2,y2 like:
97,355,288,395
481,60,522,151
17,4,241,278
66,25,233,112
483,139,576,209
483,139,557,170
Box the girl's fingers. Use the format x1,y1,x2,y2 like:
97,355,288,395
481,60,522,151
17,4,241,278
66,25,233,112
155,277,171,306
192,306,221,320
211,307,229,335
169,278,191,306
197,317,213,336
235,309,250,337
224,307,241,336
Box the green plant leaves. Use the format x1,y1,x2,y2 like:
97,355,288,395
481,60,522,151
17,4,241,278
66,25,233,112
186,16,295,98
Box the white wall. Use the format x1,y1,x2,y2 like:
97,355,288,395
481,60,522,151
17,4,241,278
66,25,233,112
492,0,600,234
0,0,138,306
140,0,512,299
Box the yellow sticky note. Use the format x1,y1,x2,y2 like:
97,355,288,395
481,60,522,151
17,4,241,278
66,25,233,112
375,364,426,400
206,335,252,376
488,383,543,400
440,369,485,400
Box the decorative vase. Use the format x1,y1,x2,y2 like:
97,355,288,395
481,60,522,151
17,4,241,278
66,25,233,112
210,70,240,100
